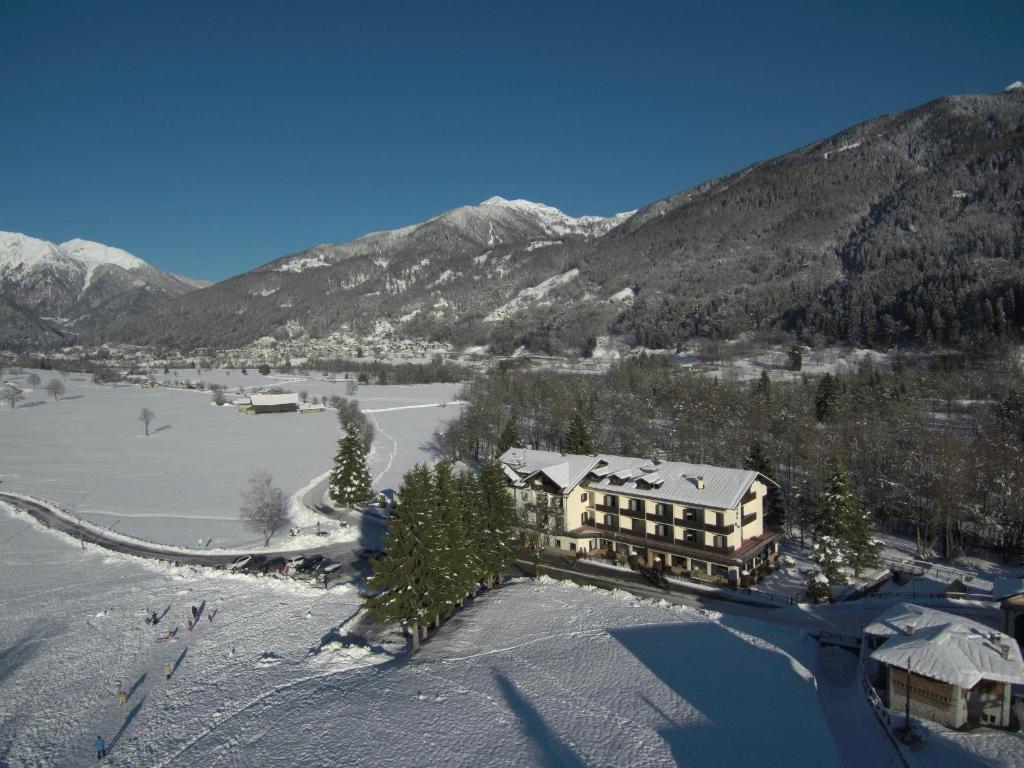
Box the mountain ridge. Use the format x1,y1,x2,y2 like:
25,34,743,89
0,231,208,350
13,86,1024,354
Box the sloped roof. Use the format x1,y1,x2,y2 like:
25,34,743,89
498,448,601,494
498,448,765,509
866,602,1024,689
588,453,761,510
992,577,1024,601
249,393,299,407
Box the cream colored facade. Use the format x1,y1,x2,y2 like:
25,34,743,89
503,450,781,585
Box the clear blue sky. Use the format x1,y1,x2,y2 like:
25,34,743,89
1,1,1021,281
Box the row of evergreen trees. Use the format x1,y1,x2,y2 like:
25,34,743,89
365,462,522,652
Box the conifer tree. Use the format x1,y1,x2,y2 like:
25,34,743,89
365,465,433,652
743,438,784,529
328,428,372,508
815,373,838,422
477,461,521,586
497,418,524,455
451,470,485,604
421,463,460,627
817,457,879,577
564,410,596,455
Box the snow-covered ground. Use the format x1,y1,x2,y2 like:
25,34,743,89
0,502,847,767
3,494,1021,765
0,371,461,548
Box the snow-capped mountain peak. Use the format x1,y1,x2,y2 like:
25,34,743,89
0,230,206,348
58,238,148,272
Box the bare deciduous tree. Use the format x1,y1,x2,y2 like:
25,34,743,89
26,372,41,388
240,470,290,547
46,379,65,400
1,386,24,410
139,407,155,436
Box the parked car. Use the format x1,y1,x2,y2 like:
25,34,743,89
284,555,306,575
239,555,268,574
260,556,286,576
228,555,253,571
296,554,326,574
318,562,344,586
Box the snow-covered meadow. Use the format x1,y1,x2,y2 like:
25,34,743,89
0,501,849,768
0,370,462,547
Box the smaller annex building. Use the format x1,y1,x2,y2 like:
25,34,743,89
499,448,780,585
238,392,299,414
862,602,1024,729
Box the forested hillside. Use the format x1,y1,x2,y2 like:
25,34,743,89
96,88,1024,355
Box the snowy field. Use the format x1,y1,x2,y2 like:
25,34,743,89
0,502,842,768
3,499,1021,766
0,371,462,547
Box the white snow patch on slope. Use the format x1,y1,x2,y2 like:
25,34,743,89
524,240,561,252
1005,81,1023,92
608,286,636,302
275,257,330,273
484,268,580,321
823,141,862,160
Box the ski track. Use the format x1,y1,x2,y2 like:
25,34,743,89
369,411,398,487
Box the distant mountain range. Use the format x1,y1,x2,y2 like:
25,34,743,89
0,232,208,350
7,84,1024,355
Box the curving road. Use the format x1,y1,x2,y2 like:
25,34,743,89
0,491,382,573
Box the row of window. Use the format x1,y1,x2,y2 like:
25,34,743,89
598,514,729,547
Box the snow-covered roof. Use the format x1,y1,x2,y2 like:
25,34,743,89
249,393,299,407
498,448,765,509
992,577,1024,601
866,603,1024,689
587,453,763,510
499,448,601,494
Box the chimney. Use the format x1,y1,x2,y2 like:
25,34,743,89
905,623,916,635
696,476,705,490
1001,642,1011,660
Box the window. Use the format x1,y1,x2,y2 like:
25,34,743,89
657,503,672,517
712,535,726,549
603,514,617,527
715,512,724,528
603,494,618,508
581,492,588,502
628,498,645,514
655,524,672,538
569,543,576,551
631,519,644,534
684,508,697,521
684,529,697,543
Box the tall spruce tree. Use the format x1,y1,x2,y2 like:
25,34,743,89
818,457,879,577
815,373,838,422
497,419,524,455
743,438,784,529
564,410,596,455
328,428,372,507
478,461,522,586
422,463,460,627
365,465,434,652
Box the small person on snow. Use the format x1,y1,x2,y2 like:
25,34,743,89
207,609,216,622
187,619,193,632
117,687,127,706
164,662,172,681
95,735,106,759
191,605,199,621
151,611,159,626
